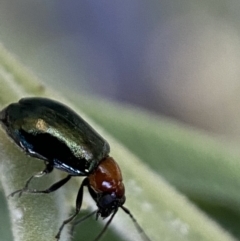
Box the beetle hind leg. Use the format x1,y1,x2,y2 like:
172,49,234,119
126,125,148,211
8,162,54,198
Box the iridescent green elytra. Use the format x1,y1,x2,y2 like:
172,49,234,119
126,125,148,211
0,97,110,175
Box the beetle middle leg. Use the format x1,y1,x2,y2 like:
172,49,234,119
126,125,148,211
55,178,89,241
8,162,58,197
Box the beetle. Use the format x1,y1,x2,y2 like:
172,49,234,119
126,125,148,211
0,97,151,241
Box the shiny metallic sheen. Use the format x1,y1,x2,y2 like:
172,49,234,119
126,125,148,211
0,97,110,175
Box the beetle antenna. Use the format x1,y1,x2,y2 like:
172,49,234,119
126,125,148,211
121,206,152,241
93,209,118,241
70,210,97,235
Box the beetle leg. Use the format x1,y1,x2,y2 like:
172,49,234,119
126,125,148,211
8,162,54,198
55,178,89,241
70,210,97,236
35,162,54,177
21,174,72,194
93,209,118,241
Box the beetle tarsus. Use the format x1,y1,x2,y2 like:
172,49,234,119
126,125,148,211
7,189,24,198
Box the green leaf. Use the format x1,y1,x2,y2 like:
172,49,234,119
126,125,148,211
0,43,238,241
70,96,240,240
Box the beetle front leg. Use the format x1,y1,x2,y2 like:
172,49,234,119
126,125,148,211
55,178,89,241
8,162,54,197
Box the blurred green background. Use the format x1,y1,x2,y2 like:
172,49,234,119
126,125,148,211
1,1,240,141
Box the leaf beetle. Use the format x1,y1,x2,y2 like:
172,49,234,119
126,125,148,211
0,97,151,241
